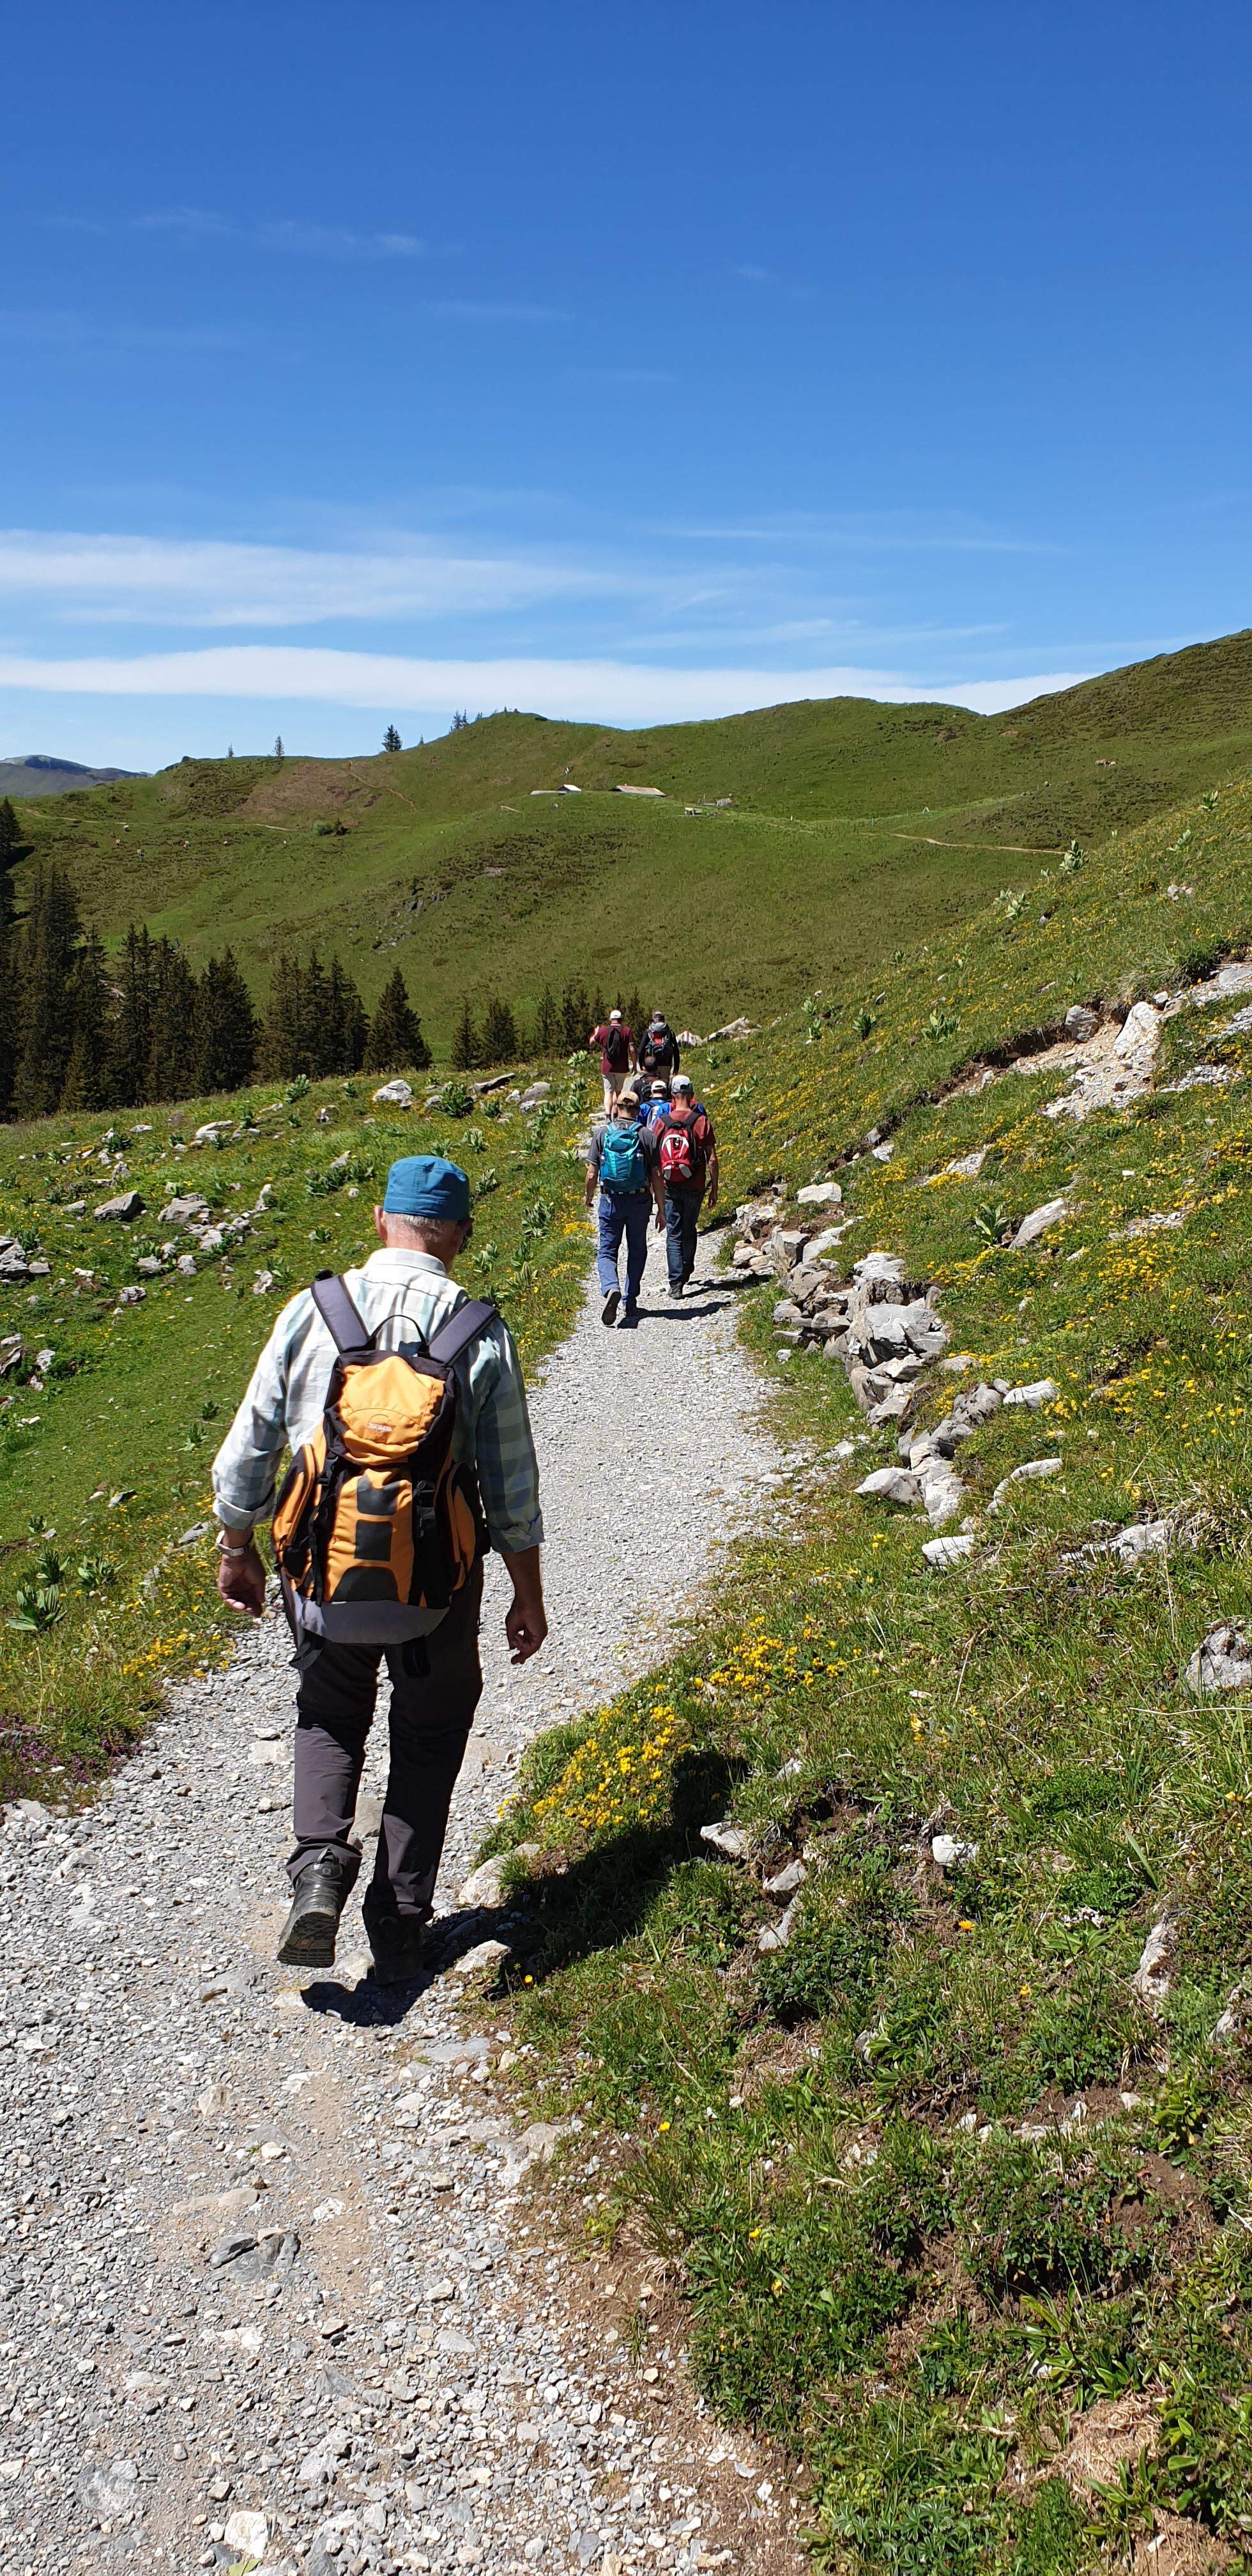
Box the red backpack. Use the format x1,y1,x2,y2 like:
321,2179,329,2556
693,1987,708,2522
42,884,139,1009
659,1109,708,1189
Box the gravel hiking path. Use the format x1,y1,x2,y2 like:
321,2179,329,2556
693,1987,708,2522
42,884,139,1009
0,1234,811,2576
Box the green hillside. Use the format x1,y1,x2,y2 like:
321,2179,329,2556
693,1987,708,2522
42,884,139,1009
483,769,1252,2572
10,629,1252,1053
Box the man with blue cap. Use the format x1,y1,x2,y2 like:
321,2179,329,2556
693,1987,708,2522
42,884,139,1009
211,1153,546,1984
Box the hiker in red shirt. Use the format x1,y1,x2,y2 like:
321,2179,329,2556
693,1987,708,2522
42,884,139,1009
657,1072,719,1296
588,1008,634,1112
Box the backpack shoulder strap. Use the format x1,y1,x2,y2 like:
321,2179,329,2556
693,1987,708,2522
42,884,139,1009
311,1271,373,1353
426,1296,498,1367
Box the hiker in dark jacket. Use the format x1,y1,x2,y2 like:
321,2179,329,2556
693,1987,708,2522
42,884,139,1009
637,1013,680,1079
657,1072,719,1295
584,1094,665,1326
588,1008,634,1112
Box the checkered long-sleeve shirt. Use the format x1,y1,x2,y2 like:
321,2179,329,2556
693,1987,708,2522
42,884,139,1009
211,1248,543,1556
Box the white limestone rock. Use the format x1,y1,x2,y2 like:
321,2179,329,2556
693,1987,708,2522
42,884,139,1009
855,1467,921,1508
457,1844,542,1909
931,1833,979,1869
1185,1623,1252,1694
1012,1197,1071,1250
699,1821,751,1860
1002,1378,1058,1409
989,1456,1062,1511
922,1534,976,1570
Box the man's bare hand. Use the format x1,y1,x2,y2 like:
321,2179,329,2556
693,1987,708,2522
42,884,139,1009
505,1591,547,1664
501,1545,547,1664
217,1542,266,1618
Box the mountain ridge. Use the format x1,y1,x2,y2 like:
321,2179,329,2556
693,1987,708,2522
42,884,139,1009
5,626,1251,1047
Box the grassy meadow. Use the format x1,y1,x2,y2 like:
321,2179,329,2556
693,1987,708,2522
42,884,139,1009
477,769,1252,2572
11,628,1252,1052
0,1059,597,1798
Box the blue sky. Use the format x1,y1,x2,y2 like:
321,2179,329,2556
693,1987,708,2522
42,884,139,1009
1,0,1249,766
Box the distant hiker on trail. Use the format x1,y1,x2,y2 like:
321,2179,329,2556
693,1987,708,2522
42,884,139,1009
637,1012,680,1080
588,1007,634,1112
584,1092,665,1328
659,1072,719,1297
210,1154,546,1984
636,1073,672,1131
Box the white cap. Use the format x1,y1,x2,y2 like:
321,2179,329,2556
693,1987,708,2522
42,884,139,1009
609,1008,622,1020
672,1072,693,1092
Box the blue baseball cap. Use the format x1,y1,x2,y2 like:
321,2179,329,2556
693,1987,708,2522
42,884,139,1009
382,1154,471,1222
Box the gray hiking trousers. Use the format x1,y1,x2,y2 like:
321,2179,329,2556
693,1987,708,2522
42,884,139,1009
287,1564,484,1921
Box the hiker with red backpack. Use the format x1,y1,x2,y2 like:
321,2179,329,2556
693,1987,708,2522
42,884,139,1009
211,1155,546,1985
584,1090,666,1326
657,1071,719,1296
588,1007,634,1112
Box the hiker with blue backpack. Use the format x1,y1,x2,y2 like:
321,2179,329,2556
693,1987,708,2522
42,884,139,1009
584,1090,666,1326
636,1073,673,1131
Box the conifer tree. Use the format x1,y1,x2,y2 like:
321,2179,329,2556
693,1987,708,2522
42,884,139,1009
259,951,303,1078
194,950,258,1094
448,997,480,1073
623,990,645,1050
0,882,17,1120
382,724,402,753
13,867,84,1118
0,797,29,871
59,931,112,1112
146,940,199,1101
560,979,590,1053
300,949,332,1076
531,986,560,1055
109,923,156,1107
590,985,607,1029
326,956,369,1073
480,994,518,1065
365,967,429,1072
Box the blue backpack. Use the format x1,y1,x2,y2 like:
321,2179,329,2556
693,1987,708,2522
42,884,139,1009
599,1124,647,1193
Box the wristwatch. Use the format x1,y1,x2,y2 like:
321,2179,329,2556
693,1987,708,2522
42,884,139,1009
216,1528,256,1557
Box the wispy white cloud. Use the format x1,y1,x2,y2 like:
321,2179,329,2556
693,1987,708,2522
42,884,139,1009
257,219,425,259
662,512,1060,555
0,309,257,354
51,207,427,258
565,365,673,385
0,643,1092,722
0,529,618,628
421,300,570,323
730,261,816,301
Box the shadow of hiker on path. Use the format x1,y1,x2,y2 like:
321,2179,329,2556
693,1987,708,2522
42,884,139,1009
289,1901,526,2027
459,1744,747,1997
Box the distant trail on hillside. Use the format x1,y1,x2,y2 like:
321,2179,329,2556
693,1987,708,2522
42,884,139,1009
344,754,421,816
891,831,1064,854
3,1237,808,2576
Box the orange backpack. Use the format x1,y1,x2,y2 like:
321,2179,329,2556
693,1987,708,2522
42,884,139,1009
271,1272,496,1646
